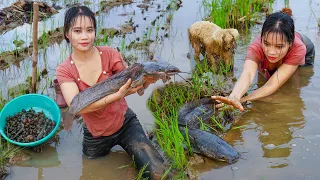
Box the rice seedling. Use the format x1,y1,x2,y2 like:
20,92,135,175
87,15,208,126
231,124,247,130
147,55,239,173
135,162,149,180
309,0,320,29
284,0,289,8
151,109,189,169
202,0,274,30
39,25,49,49
0,136,20,179
0,94,6,111
119,36,127,57
161,166,172,180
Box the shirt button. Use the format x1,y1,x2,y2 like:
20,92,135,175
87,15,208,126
100,51,102,55
77,78,80,81
103,71,106,74
70,60,74,64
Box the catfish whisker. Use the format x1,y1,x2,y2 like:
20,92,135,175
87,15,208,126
176,74,193,86
178,71,192,74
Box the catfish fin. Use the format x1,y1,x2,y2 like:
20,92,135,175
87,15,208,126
63,107,76,131
137,88,145,96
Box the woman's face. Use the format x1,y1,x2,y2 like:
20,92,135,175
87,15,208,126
262,32,291,63
66,16,95,52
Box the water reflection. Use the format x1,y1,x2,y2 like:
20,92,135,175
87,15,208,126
79,149,135,180
19,145,60,168
247,66,314,162
10,145,61,180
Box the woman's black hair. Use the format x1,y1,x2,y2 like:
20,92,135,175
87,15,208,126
64,6,96,43
261,11,295,45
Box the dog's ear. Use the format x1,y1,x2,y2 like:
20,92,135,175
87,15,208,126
227,29,240,39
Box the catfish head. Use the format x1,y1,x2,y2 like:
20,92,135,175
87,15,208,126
142,61,181,83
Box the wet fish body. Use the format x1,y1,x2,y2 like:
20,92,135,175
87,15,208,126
69,63,143,115
178,98,240,163
178,98,215,128
180,128,239,163
64,61,180,130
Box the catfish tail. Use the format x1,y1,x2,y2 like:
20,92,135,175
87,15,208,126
63,107,76,131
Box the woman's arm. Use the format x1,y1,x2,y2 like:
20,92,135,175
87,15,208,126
241,63,299,102
212,60,258,111
60,79,142,114
229,60,258,100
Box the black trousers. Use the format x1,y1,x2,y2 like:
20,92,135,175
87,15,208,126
297,32,315,66
82,108,166,179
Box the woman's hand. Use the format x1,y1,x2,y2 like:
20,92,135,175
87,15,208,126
211,95,244,112
117,79,143,98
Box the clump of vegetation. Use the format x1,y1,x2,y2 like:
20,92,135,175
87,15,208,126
203,0,274,30
147,59,240,176
0,137,20,179
99,0,134,13
0,1,58,33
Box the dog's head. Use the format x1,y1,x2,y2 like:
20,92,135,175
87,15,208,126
212,28,240,53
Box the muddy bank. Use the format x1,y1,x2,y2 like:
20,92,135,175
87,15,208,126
0,164,8,180
0,0,182,70
99,0,133,13
0,0,58,34
0,24,135,71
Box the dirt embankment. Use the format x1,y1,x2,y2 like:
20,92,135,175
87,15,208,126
99,0,133,13
0,0,140,70
0,0,58,34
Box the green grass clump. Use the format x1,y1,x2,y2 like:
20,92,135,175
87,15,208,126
147,58,239,174
202,0,274,30
0,137,20,179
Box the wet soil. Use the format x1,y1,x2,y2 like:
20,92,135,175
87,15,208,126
99,0,133,13
0,0,183,71
0,0,142,70
8,151,31,165
0,25,133,71
188,154,205,166
0,170,7,180
0,1,58,34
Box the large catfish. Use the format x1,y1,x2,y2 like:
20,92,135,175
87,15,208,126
178,98,240,163
63,61,180,130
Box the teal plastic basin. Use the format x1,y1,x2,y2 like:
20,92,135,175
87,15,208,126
0,94,61,147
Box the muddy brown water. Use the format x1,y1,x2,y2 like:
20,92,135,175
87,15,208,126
1,0,320,179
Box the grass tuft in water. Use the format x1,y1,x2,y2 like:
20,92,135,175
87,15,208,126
0,136,20,179
148,58,239,173
202,0,274,30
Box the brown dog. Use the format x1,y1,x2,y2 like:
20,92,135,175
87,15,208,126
188,21,239,70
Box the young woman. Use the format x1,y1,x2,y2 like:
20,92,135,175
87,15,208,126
56,6,166,179
212,10,315,111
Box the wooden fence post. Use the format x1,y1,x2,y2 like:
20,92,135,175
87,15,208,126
32,2,39,93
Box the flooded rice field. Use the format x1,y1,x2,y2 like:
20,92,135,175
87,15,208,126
1,0,320,179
